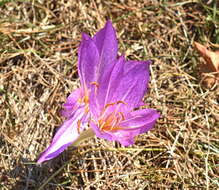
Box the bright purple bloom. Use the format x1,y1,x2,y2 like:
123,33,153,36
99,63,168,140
37,21,159,164
89,56,160,146
37,21,118,163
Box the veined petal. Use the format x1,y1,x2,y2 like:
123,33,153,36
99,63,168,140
110,60,150,112
95,56,125,109
78,33,99,89
120,109,160,132
93,21,117,59
93,20,118,79
89,109,159,147
37,108,86,163
110,109,160,146
124,60,151,75
61,88,82,118
89,85,100,118
111,130,136,146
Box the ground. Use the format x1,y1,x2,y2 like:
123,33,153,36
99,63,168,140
0,0,219,189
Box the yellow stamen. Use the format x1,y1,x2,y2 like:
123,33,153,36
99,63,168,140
77,120,82,134
98,100,127,132
118,112,125,121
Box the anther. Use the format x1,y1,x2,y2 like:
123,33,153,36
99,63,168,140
90,81,99,88
77,120,82,134
116,100,127,105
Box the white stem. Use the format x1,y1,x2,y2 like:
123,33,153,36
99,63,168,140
72,127,95,147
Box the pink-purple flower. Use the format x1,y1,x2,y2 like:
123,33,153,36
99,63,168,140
37,21,160,164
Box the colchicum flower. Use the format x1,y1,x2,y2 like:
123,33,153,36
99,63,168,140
89,56,160,146
37,21,160,163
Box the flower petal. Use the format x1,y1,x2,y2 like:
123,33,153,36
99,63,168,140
95,56,125,110
89,109,160,146
89,123,137,146
61,88,82,118
93,21,119,105
111,130,136,146
78,33,100,89
110,60,151,112
37,108,86,163
120,109,160,132
93,20,118,76
111,109,160,146
124,60,151,76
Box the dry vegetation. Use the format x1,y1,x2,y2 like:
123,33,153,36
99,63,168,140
0,0,219,189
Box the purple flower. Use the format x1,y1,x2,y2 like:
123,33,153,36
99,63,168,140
37,21,159,164
89,56,160,146
37,21,118,163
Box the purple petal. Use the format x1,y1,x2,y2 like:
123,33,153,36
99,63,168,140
89,109,160,147
111,130,136,146
110,60,150,112
111,109,160,146
120,109,160,132
93,21,118,78
61,88,82,118
124,60,151,75
93,21,119,103
37,108,86,163
95,56,125,110
78,33,99,89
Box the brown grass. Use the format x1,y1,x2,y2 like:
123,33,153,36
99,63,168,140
0,0,219,189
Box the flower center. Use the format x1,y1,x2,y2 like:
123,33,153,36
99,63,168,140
98,101,126,132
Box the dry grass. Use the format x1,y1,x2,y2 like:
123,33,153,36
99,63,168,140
0,0,219,189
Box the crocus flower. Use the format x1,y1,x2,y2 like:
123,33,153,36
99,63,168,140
37,21,160,163
89,56,160,146
37,21,118,163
